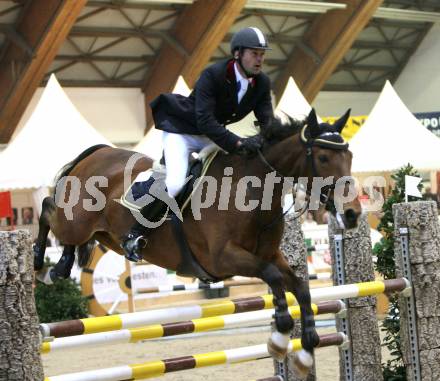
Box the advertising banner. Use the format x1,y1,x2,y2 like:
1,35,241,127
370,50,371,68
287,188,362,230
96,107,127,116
414,112,440,138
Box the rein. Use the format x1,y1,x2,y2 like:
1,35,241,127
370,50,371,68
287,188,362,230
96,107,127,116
254,127,349,241
256,142,331,225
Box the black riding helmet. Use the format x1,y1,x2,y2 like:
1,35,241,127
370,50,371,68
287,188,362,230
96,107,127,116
230,27,270,78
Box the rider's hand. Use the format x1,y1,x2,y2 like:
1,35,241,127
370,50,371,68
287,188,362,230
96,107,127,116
235,136,263,158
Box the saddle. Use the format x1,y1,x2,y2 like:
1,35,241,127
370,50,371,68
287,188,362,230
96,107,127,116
120,145,221,283
121,144,219,212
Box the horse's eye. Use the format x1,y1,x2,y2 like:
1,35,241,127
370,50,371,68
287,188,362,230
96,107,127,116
318,155,329,163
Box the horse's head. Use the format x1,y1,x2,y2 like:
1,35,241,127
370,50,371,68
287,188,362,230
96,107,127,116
259,108,362,229
299,108,361,229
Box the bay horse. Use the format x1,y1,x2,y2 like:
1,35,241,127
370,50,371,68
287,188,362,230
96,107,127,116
33,108,361,376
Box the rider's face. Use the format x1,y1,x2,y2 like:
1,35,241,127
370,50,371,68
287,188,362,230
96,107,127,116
238,48,265,75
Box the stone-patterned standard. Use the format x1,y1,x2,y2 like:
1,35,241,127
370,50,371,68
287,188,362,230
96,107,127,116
0,230,44,381
328,214,383,381
393,201,440,381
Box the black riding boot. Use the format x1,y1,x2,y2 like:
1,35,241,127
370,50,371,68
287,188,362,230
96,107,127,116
121,198,168,262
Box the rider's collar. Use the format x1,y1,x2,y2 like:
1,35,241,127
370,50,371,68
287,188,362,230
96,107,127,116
300,124,349,150
234,62,255,87
226,59,256,85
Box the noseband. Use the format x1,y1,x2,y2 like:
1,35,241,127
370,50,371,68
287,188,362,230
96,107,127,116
302,126,349,209
257,124,349,212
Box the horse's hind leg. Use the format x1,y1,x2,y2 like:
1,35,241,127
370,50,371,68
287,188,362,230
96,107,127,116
34,197,55,270
50,245,76,280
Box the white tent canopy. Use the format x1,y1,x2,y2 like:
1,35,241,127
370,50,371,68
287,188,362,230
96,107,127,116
133,125,163,160
350,81,440,173
0,75,112,190
134,75,319,160
133,76,191,160
173,76,192,97
276,77,315,120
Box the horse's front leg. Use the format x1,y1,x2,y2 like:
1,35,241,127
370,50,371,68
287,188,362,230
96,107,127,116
215,243,294,361
259,262,295,360
274,252,320,377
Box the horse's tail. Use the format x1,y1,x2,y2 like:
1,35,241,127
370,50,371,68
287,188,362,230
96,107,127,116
54,144,110,186
77,239,96,268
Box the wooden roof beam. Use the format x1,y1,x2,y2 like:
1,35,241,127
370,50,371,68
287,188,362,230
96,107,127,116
273,0,384,103
142,0,246,131
0,0,87,143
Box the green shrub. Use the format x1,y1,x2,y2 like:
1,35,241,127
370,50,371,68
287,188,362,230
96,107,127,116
35,276,89,323
373,164,422,381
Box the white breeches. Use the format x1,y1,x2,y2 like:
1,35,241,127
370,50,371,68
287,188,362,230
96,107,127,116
162,132,213,197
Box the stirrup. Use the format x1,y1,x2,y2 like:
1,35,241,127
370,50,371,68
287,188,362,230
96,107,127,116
121,234,147,262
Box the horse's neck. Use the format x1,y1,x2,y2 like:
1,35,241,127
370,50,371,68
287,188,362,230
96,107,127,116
264,134,307,179
211,151,284,213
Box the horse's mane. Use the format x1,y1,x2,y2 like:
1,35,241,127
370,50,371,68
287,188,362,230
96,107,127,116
258,115,306,145
54,144,110,185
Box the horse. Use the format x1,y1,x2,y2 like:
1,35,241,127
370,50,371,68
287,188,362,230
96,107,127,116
33,108,361,376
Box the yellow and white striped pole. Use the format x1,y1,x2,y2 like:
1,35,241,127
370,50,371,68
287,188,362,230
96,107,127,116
41,301,344,354
40,278,409,340
44,332,347,381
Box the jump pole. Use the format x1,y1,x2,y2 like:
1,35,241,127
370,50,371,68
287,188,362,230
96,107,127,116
40,278,409,339
44,332,348,381
135,274,331,295
41,300,345,354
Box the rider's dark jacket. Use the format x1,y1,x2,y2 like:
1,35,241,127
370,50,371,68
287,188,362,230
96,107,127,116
150,58,274,153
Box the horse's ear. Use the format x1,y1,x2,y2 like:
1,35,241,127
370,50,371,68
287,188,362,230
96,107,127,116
333,108,351,133
308,108,320,138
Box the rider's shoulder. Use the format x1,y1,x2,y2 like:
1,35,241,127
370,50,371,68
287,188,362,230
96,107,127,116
202,58,231,77
255,71,271,87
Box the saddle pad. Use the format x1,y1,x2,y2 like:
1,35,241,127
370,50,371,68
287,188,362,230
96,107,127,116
119,168,163,212
119,148,220,213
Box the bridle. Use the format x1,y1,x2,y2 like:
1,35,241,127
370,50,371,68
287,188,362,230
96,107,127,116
251,124,349,254
257,124,349,214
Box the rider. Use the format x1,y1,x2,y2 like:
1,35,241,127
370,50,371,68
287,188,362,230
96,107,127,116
122,26,275,262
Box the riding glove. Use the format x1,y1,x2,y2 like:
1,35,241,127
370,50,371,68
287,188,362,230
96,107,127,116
236,136,264,157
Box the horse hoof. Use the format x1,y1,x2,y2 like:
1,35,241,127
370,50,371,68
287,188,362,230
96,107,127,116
35,267,54,285
49,268,70,282
33,244,44,271
292,349,313,379
49,268,59,282
267,337,288,361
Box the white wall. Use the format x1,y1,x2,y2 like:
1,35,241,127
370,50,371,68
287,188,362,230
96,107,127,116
312,91,379,116
394,23,440,113
312,24,440,116
66,88,146,145
17,87,146,146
